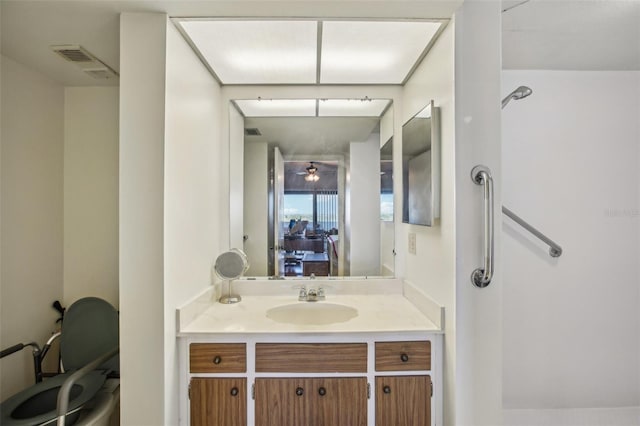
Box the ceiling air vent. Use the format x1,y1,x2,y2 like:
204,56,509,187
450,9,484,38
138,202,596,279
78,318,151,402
50,45,119,80
244,128,262,136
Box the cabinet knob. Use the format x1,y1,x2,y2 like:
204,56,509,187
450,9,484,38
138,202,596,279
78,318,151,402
400,353,409,362
295,387,304,396
213,356,222,364
230,387,239,397
318,387,326,396
383,385,391,394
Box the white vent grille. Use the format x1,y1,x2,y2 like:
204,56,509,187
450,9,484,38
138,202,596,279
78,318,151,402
245,128,262,136
55,48,93,63
84,69,117,80
50,45,119,80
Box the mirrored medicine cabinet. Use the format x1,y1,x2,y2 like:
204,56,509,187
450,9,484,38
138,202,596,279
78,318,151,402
402,100,441,227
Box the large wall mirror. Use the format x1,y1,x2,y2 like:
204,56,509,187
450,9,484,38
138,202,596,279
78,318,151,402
230,98,395,278
402,100,441,226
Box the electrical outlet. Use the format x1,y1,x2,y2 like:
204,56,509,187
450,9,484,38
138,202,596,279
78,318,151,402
408,233,416,255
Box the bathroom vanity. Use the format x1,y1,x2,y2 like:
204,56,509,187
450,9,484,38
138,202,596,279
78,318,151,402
177,279,443,426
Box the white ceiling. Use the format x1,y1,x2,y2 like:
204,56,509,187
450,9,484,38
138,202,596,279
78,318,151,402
502,0,640,70
0,1,459,87
1,0,638,88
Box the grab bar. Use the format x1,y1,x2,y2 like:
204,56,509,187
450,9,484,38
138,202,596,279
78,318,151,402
502,206,562,257
471,165,494,288
56,347,119,426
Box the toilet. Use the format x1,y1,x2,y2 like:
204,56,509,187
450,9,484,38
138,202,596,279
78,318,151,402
0,297,119,425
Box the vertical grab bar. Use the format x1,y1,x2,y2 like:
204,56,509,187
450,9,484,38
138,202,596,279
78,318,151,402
471,165,494,288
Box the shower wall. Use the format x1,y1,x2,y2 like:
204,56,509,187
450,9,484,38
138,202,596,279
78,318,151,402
501,71,640,415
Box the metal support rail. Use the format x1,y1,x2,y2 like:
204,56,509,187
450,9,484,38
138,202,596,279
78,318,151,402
471,165,494,288
56,347,119,426
502,206,563,257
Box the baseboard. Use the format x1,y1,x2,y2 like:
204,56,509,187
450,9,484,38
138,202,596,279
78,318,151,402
503,406,640,426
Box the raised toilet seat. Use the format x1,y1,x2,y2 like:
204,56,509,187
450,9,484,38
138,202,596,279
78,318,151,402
0,297,119,425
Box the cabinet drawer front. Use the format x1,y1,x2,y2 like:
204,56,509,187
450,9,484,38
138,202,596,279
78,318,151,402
255,343,367,372
375,341,431,371
190,343,246,373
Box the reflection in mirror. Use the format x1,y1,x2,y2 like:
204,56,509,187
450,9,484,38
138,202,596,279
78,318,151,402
380,138,393,222
402,100,441,226
234,99,394,278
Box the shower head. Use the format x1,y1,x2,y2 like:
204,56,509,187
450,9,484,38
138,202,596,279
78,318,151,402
501,86,533,109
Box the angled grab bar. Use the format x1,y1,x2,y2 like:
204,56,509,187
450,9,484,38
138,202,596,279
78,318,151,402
56,347,119,426
471,165,494,288
502,206,562,257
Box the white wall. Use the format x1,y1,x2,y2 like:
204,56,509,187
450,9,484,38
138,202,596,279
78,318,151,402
502,71,640,412
453,3,503,424
0,56,64,400
119,13,167,425
63,87,119,308
164,20,224,424
119,13,226,424
243,142,269,276
350,133,381,276
400,20,457,422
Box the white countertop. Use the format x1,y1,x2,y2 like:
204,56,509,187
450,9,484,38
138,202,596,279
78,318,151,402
177,278,443,335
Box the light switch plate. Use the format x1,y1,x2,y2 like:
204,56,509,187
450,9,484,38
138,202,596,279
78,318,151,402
408,233,416,254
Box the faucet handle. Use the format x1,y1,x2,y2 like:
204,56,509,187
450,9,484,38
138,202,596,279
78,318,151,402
317,287,325,298
295,286,307,300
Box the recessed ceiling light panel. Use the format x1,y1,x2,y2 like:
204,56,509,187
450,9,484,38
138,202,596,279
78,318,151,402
320,21,443,84
318,99,390,117
235,99,317,117
180,20,317,84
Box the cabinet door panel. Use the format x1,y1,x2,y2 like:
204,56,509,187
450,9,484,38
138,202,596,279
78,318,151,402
255,377,367,426
311,378,367,426
190,378,246,426
375,375,430,426
255,378,306,426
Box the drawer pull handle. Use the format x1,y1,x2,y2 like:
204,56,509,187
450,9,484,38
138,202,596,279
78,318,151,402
318,387,326,396
383,385,391,394
230,387,239,397
213,356,222,364
295,387,304,396
400,353,409,362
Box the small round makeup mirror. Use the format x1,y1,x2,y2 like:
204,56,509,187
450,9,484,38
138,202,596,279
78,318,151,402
214,249,249,304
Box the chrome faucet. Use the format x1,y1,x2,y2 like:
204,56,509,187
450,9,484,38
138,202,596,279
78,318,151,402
297,286,325,302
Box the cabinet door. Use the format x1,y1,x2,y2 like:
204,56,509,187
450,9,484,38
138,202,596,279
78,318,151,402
308,378,367,426
255,378,306,426
190,378,246,426
375,376,431,426
255,377,367,426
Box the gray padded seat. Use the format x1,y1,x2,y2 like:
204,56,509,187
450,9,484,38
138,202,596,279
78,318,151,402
0,297,118,426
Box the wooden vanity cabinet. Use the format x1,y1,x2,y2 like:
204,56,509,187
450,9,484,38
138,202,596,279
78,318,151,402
190,377,247,426
183,338,439,426
254,377,367,426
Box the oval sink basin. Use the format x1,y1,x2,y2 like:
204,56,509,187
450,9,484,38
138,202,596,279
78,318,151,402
266,303,358,325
